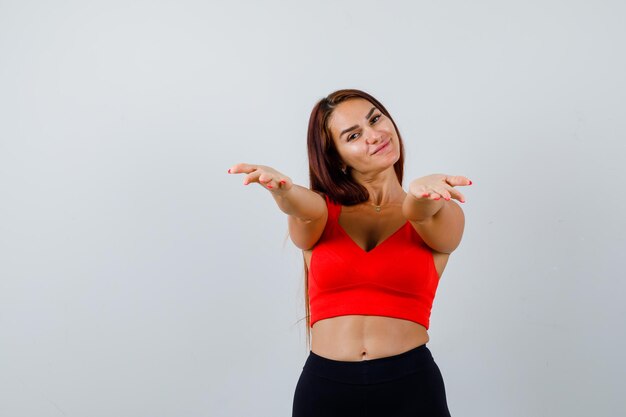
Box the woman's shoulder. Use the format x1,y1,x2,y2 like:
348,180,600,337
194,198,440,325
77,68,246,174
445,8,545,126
319,193,342,219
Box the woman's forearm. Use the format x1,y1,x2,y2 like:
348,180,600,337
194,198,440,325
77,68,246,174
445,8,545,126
271,184,325,221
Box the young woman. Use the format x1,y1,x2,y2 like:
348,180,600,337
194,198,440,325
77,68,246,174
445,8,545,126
228,89,471,416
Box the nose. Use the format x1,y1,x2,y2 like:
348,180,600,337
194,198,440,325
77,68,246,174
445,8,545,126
365,128,382,144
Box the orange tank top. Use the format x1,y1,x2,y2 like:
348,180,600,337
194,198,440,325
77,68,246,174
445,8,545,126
308,194,441,329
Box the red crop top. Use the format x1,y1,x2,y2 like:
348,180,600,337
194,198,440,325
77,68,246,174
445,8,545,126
308,194,441,329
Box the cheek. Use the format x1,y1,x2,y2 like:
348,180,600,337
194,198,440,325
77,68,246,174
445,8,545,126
343,146,361,158
336,145,355,161
378,122,394,135
341,145,365,162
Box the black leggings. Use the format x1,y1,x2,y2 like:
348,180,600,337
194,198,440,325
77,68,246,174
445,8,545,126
292,344,451,417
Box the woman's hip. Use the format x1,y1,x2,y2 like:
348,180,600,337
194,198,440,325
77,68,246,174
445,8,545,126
292,344,452,417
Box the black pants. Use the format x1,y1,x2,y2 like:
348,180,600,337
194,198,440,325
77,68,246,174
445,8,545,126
292,344,451,417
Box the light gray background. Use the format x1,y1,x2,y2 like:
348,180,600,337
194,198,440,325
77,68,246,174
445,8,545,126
1,1,625,416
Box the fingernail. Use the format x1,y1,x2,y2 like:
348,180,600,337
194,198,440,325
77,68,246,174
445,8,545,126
468,180,473,185
460,199,465,203
228,168,231,173
279,180,286,184
267,185,273,189
422,193,429,197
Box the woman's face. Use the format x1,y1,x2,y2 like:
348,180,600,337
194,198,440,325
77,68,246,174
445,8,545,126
327,98,400,177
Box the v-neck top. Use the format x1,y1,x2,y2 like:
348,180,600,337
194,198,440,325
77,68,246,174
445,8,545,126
308,194,441,329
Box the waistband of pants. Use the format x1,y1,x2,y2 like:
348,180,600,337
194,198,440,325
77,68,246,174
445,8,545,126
302,343,435,385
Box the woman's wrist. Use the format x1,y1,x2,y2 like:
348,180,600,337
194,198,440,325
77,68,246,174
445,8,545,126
403,192,445,222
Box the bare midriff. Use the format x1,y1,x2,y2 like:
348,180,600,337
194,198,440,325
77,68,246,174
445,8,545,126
311,315,430,361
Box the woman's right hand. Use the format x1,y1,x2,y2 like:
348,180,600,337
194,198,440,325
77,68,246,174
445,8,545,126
227,163,293,194
228,163,326,248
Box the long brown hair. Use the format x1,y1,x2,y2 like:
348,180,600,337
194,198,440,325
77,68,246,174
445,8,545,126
300,89,406,352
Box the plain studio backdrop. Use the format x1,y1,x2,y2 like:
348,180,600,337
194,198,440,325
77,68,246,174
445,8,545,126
1,1,625,416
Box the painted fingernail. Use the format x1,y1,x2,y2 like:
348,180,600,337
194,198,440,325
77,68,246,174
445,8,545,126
422,193,429,197
228,168,231,173
460,199,465,203
468,180,473,185
279,180,286,184
267,185,273,189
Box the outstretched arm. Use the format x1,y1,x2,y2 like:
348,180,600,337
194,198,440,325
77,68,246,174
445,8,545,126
402,174,472,254
228,162,327,250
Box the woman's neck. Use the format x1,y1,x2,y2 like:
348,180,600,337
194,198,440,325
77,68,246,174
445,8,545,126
353,173,405,206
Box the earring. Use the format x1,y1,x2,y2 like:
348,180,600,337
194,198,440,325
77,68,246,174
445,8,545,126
341,166,347,174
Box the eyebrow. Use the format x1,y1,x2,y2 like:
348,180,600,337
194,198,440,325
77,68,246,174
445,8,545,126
339,107,377,138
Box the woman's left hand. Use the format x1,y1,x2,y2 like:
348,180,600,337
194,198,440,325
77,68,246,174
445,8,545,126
408,174,472,203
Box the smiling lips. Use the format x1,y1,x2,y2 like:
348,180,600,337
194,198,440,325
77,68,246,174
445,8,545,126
372,139,390,155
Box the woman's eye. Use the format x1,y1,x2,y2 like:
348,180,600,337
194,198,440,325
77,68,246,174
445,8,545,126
371,115,381,123
348,133,359,141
